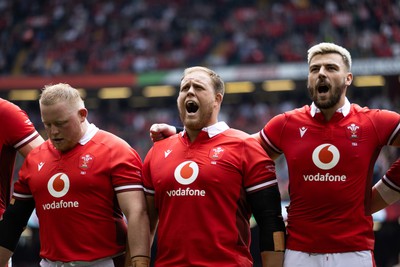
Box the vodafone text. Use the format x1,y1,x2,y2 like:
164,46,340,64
303,173,347,182
166,187,206,197
42,200,79,210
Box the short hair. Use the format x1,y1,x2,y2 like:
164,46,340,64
40,83,85,109
182,66,225,96
307,42,352,71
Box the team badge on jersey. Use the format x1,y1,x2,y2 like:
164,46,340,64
209,146,225,160
346,123,361,140
79,153,94,170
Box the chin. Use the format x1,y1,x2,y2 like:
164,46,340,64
185,120,203,130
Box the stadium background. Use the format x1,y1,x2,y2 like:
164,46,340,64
1,0,399,266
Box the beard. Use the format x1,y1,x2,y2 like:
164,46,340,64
178,105,214,131
308,83,345,110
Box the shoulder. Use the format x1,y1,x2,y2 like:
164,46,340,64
93,130,131,148
0,99,24,115
351,104,399,118
0,99,30,121
221,128,257,141
92,130,142,160
223,128,250,139
0,98,17,110
351,103,371,113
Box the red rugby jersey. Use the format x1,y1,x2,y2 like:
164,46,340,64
143,122,277,267
260,100,400,253
13,125,143,262
0,99,39,215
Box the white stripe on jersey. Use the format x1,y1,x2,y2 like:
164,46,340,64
14,131,38,149
246,179,277,193
13,192,33,199
143,187,155,195
383,174,400,192
114,184,143,192
374,178,400,205
259,130,282,154
387,122,400,145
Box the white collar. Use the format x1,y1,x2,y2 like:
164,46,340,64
310,97,351,117
182,121,229,138
79,120,99,145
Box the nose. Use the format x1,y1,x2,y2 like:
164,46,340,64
186,85,196,95
48,125,60,135
318,67,327,77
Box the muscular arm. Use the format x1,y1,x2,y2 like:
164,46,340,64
117,191,150,267
248,185,286,267
145,195,158,245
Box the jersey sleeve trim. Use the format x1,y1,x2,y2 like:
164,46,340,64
246,179,277,194
259,130,282,154
12,192,33,200
114,184,144,193
143,187,155,195
382,174,400,193
374,178,400,205
14,131,40,150
387,122,400,145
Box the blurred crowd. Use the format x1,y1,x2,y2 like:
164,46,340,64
1,0,400,76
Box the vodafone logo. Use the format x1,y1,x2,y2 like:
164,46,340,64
312,144,340,170
174,161,199,185
47,173,70,198
168,161,205,197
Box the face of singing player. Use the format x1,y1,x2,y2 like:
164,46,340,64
307,52,352,111
177,69,222,133
41,100,87,152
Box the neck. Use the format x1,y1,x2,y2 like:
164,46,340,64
319,97,346,121
320,108,336,121
185,129,201,143
80,119,89,138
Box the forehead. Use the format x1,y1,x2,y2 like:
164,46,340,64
181,70,212,86
309,53,345,67
41,101,73,121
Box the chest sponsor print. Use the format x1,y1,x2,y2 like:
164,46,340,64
43,173,80,210
166,161,205,197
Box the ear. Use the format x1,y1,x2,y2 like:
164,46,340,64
345,72,353,86
78,108,88,122
215,93,223,105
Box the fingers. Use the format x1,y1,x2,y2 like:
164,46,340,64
149,123,175,142
149,124,161,134
149,132,164,142
149,124,163,143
